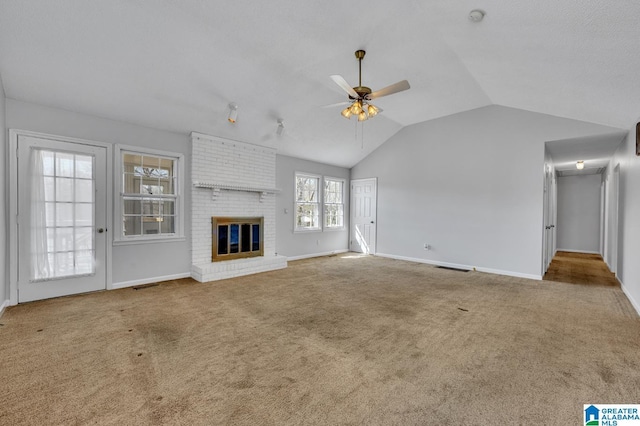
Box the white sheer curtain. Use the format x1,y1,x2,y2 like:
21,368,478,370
31,148,51,281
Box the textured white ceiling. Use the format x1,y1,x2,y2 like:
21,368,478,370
0,0,637,167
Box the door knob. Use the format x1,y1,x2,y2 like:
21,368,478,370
97,228,105,233
370,221,375,224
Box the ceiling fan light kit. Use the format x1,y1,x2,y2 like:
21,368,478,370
330,50,410,122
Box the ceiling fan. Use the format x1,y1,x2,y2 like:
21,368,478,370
329,50,410,122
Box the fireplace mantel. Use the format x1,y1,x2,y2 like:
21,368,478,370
193,181,280,202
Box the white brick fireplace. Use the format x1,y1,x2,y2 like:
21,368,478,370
190,132,287,282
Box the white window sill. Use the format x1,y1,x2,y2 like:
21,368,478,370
113,236,186,246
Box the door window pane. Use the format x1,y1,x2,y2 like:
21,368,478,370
75,250,94,275
75,204,92,226
56,178,73,202
31,150,97,280
55,228,74,252
56,203,73,227
75,155,93,179
75,179,93,203
56,153,74,177
75,227,93,251
42,151,55,176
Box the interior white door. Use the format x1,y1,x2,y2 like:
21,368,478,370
350,178,377,254
17,135,108,302
542,164,557,274
611,164,620,274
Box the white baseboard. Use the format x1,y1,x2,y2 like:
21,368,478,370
0,299,9,318
556,248,601,255
287,249,349,262
375,253,542,281
111,272,192,290
620,278,640,317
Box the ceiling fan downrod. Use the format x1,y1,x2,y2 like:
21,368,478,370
353,50,371,99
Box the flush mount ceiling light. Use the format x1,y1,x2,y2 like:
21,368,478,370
227,103,239,123
328,50,410,122
276,119,285,136
469,9,485,22
576,160,585,170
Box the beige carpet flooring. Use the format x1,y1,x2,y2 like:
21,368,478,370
1,254,639,425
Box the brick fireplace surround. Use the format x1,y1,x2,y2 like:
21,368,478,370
190,132,287,282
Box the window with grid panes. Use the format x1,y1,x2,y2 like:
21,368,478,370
118,150,181,240
295,173,320,231
324,178,344,229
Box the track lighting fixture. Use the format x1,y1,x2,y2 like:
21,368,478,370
276,119,285,136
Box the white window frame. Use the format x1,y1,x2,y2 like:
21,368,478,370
114,145,185,244
294,172,322,232
323,176,346,231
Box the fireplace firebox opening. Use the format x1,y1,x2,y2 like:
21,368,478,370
212,217,264,261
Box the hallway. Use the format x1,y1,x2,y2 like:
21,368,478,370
543,251,619,286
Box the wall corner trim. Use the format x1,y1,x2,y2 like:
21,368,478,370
620,279,640,317
0,300,11,318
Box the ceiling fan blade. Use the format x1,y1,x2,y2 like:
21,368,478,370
330,75,360,99
321,101,352,109
367,80,410,100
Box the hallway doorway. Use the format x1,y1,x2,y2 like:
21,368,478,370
543,251,618,286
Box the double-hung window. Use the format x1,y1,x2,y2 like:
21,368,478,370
324,178,345,229
295,173,320,231
116,147,184,242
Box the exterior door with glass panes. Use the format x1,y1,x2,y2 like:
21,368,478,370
17,135,107,302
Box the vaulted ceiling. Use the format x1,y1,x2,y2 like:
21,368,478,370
0,1,638,168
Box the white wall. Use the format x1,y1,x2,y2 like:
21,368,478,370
0,75,7,309
276,155,350,259
5,99,192,287
609,124,640,314
556,174,601,253
351,105,626,279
